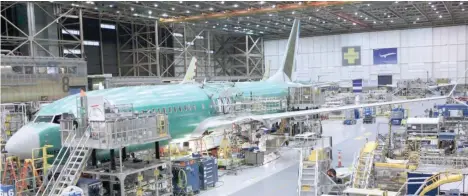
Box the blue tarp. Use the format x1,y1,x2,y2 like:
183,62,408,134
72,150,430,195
407,172,438,196
439,132,456,140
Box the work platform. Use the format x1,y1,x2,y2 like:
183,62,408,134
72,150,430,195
60,113,170,149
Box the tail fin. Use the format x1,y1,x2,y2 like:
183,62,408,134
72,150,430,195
267,19,300,83
180,57,197,84
261,60,271,81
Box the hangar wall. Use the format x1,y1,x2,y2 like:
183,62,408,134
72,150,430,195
264,25,468,86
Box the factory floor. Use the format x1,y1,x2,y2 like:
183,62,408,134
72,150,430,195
201,99,445,196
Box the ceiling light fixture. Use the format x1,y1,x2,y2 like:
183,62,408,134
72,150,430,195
130,7,134,11
390,20,394,23
265,26,268,29
417,18,420,20
460,2,463,5
431,5,435,8
116,11,120,13
269,14,273,16
355,12,358,15
373,21,376,24
221,1,224,4
463,8,465,11
109,4,113,7
439,15,442,18
154,4,158,7
352,23,356,25
267,21,270,23
195,4,199,7
186,10,190,13
365,17,368,20
148,10,152,14
292,11,296,14
171,7,175,11
179,1,182,3
209,7,214,11
272,5,276,8
367,4,370,6
260,1,265,4
233,4,238,8
162,13,168,17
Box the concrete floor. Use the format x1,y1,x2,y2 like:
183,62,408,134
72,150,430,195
201,99,446,196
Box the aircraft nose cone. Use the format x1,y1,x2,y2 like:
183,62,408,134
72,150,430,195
5,126,40,159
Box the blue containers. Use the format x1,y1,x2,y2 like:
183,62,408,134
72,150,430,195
197,157,218,190
173,158,201,194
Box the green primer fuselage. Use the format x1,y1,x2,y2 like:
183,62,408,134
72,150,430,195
31,81,289,160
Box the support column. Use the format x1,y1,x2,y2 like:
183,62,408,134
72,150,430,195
27,2,36,57
155,20,160,77
155,142,160,159
110,149,116,170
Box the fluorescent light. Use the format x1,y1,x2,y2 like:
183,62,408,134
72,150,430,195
162,13,168,17
109,4,113,7
173,33,183,37
154,4,158,7
439,15,442,18
148,10,152,14
272,5,276,8
221,1,224,4
233,4,238,7
186,10,190,13
195,35,204,39
195,4,199,7
130,7,134,11
260,1,265,4
171,7,175,11
100,24,115,29
416,18,420,20
352,23,356,25
209,7,214,11
292,11,295,14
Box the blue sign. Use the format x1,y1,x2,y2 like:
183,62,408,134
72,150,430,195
373,48,397,65
0,184,15,196
353,79,363,93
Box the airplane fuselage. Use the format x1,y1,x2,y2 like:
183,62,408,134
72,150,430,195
5,81,290,160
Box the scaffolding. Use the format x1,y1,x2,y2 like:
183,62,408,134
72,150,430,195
46,99,171,196
0,103,29,141
288,87,325,110
211,96,287,115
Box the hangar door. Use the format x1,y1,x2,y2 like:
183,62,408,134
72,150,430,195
378,75,393,86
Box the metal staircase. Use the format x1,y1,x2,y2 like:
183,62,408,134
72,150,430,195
298,149,319,196
38,128,91,196
352,143,376,189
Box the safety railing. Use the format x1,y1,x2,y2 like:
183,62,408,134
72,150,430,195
61,114,169,149
211,96,287,115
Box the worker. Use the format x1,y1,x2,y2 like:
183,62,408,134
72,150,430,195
429,108,433,117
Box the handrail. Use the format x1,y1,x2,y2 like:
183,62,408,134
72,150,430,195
36,128,76,196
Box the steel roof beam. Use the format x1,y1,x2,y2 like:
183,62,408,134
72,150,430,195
159,1,351,23
442,1,454,24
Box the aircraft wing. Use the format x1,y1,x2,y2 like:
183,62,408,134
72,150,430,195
190,95,448,138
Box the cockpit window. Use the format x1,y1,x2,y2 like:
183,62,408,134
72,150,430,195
52,115,62,124
34,115,54,123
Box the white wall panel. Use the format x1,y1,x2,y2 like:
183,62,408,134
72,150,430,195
264,25,468,84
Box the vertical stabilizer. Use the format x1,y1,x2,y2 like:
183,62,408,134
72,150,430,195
261,60,271,81
267,19,300,83
180,57,197,84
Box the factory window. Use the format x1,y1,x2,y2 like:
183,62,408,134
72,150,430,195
157,108,161,113
174,106,177,113
61,29,80,35
84,40,100,46
100,23,116,30
184,105,188,111
188,105,192,111
163,108,166,114
202,104,205,110
168,107,172,113
63,49,81,55
179,106,182,112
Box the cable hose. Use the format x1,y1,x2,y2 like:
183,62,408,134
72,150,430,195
177,169,187,190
